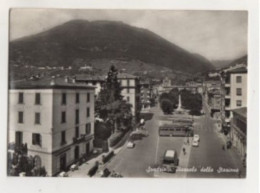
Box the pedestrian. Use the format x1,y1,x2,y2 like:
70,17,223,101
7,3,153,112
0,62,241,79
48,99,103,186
187,137,190,145
222,144,225,151
183,147,186,155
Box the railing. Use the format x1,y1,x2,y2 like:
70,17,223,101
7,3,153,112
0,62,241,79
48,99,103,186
73,134,94,144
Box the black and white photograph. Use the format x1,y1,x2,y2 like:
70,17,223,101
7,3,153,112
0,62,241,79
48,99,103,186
5,8,254,181
6,9,250,179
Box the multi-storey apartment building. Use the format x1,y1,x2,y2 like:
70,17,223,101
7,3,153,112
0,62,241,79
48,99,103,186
223,67,247,126
139,80,153,111
118,73,140,117
8,77,95,176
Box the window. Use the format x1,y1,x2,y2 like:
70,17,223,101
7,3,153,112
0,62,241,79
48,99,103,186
236,88,242,96
35,93,41,105
15,131,23,146
18,92,24,104
61,111,66,123
87,107,90,118
87,93,90,103
236,76,242,83
86,123,91,135
35,113,41,124
62,93,66,105
75,109,79,124
75,126,79,138
18,111,23,123
32,133,41,146
76,93,80,103
61,131,66,145
236,100,242,107
127,96,130,102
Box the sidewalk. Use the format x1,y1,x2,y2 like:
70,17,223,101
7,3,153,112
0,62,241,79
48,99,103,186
174,137,192,178
67,131,130,177
213,123,246,178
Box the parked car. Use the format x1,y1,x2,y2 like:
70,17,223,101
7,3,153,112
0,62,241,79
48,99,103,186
192,140,199,147
193,134,200,142
127,141,135,148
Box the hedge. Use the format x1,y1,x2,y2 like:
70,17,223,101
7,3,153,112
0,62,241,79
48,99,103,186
102,151,114,164
109,131,125,147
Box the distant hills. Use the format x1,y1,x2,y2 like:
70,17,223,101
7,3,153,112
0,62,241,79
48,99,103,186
9,20,214,80
211,55,247,70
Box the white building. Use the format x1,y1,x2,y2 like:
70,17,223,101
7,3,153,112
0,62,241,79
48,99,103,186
224,67,247,125
118,73,140,117
75,75,106,98
8,77,95,176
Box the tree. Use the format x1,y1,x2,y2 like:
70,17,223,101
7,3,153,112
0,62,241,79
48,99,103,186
160,99,174,114
180,89,202,115
8,143,47,176
95,121,111,140
96,65,133,134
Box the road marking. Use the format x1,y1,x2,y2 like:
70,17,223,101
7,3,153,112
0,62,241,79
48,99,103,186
155,133,160,165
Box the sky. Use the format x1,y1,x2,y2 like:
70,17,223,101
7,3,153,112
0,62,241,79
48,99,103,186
10,9,248,61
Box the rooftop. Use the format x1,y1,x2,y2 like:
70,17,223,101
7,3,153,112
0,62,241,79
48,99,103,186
165,150,175,158
227,67,247,74
232,107,247,118
117,73,137,79
9,77,95,90
75,75,106,81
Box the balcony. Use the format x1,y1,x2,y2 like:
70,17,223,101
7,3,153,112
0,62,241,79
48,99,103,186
225,94,231,99
225,106,232,111
73,134,94,144
225,83,230,87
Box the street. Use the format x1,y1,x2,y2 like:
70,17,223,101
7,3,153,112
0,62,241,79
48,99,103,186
103,101,245,178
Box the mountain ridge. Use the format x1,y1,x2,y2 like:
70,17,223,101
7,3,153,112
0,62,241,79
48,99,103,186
9,20,214,80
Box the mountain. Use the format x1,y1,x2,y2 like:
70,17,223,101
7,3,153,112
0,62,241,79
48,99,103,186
9,20,214,80
227,55,247,67
211,60,233,70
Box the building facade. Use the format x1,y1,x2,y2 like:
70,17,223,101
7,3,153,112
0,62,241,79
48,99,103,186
140,80,153,111
8,78,95,176
75,75,106,98
230,108,247,159
118,73,140,117
223,67,247,126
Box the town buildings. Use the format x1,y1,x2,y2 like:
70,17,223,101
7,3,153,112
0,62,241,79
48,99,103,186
230,107,247,160
75,75,106,98
139,80,153,111
118,73,140,117
8,77,95,176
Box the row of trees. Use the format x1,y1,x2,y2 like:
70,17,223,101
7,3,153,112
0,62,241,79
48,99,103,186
181,89,202,115
159,88,202,115
159,88,179,114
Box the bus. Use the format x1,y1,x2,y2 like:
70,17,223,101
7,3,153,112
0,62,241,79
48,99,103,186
159,124,193,137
